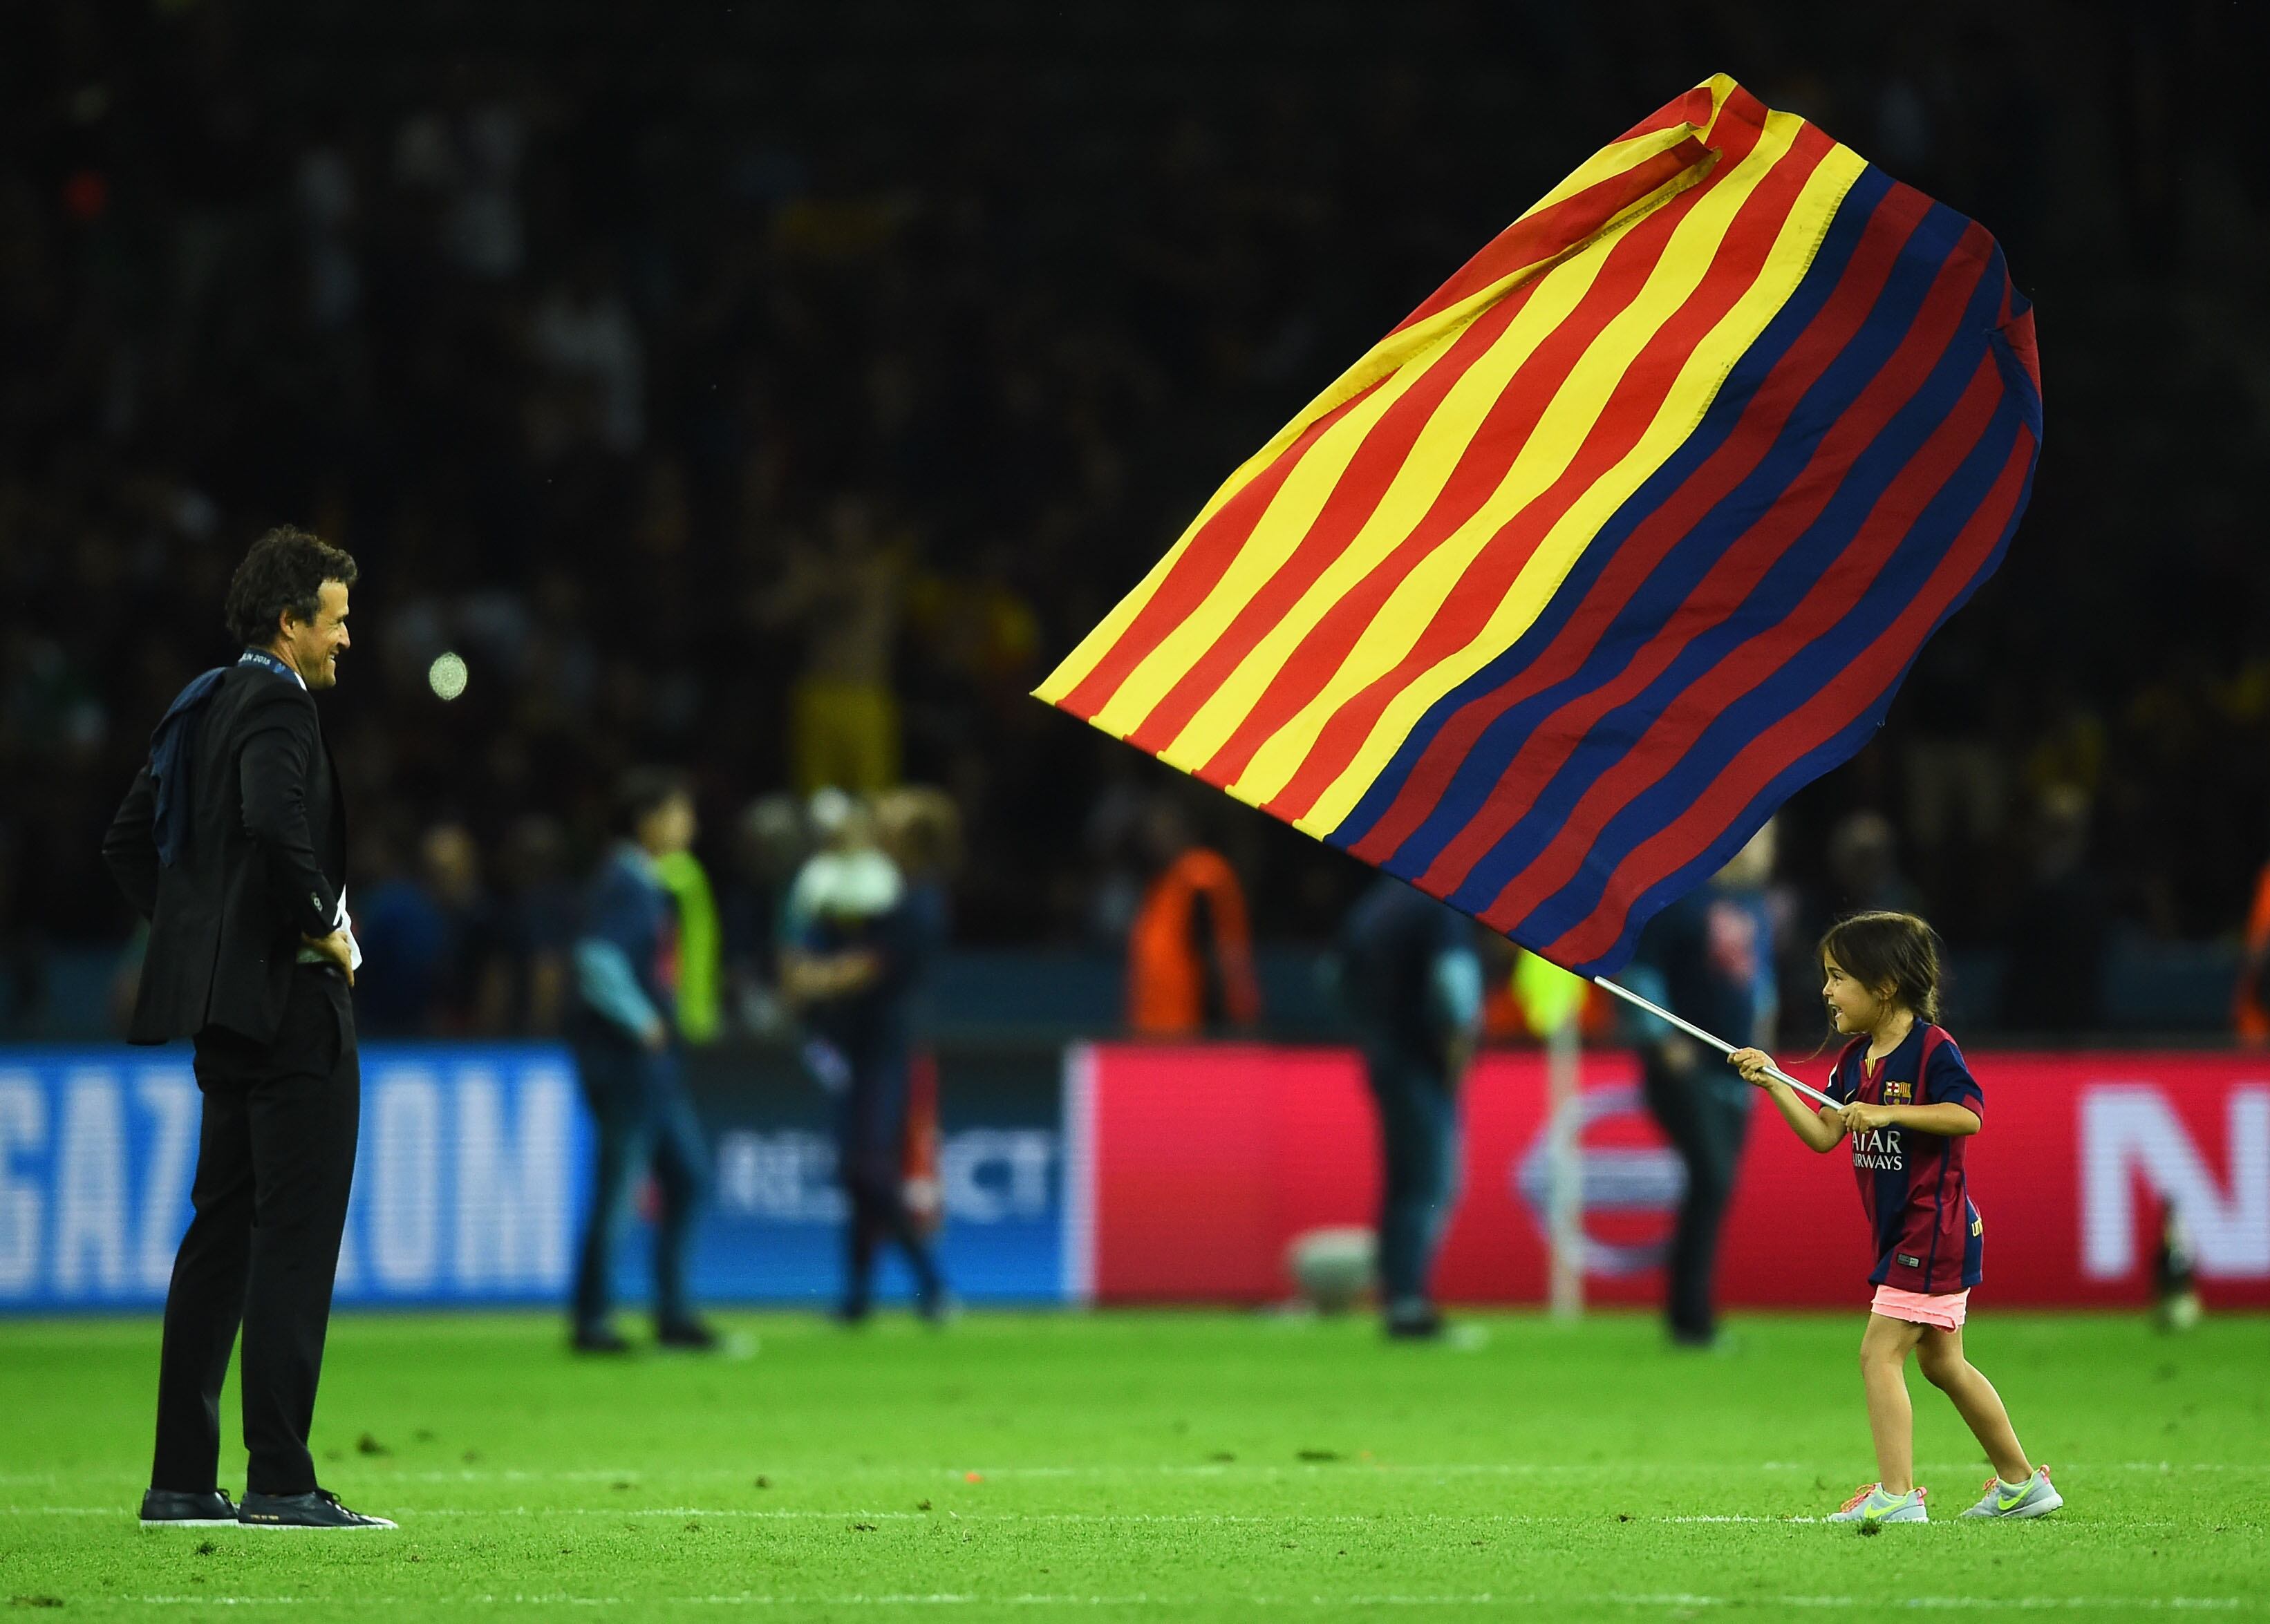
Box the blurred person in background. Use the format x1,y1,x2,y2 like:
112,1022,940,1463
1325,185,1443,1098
720,793,810,1039
1124,795,1261,1037
656,837,722,1046
1998,784,2107,1039
754,496,908,797
421,822,506,1034
351,820,505,1036
1781,811,1925,1047
874,788,961,1240
0,824,28,1036
494,815,578,1035
780,788,953,1323
567,768,718,1354
2234,839,2270,1046
1335,876,1483,1341
1826,811,1925,918
349,825,444,1037
1623,821,1779,1350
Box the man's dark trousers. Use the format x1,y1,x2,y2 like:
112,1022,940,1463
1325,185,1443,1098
570,1039,706,1335
1640,1056,1753,1343
832,1048,944,1313
151,965,359,1495
1364,1047,1460,1308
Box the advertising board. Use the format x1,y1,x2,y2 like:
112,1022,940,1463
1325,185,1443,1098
6,1040,2259,1312
1075,1044,2270,1310
0,1043,1078,1311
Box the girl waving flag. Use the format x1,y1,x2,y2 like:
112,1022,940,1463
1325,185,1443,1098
1731,911,2061,1527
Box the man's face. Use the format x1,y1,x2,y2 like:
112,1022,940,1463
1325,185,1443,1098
280,580,351,689
639,793,697,858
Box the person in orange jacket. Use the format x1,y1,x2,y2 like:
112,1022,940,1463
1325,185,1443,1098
1125,797,1261,1037
2235,860,2270,1046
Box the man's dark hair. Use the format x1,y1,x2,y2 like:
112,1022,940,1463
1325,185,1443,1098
223,525,359,648
614,766,691,835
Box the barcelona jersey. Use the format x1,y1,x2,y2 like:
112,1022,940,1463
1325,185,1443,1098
1828,1023,1985,1294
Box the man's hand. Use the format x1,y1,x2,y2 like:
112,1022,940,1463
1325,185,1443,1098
300,929,356,987
1655,1034,1701,1075
780,949,882,1006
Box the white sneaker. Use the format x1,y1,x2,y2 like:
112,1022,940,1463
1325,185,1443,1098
1959,1465,2062,1519
1827,1482,1929,1524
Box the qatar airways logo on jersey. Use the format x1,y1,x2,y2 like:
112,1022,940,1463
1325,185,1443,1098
1852,1126,1904,1171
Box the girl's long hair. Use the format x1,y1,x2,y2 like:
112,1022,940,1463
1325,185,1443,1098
1818,910,1944,1028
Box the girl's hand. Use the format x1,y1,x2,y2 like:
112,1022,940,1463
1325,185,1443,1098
1727,1047,1779,1088
1839,1102,1891,1133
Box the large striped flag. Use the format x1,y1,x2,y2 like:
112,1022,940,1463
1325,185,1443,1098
1036,73,2041,976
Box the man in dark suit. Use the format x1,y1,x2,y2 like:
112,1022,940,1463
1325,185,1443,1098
102,525,393,1531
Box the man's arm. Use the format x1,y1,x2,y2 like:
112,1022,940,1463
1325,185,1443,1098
238,704,340,940
1429,945,1485,1081
102,765,160,920
573,938,668,1049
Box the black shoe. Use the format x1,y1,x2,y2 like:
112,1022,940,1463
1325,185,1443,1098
139,1488,238,1527
572,1323,632,1354
238,1489,396,1530
832,1300,871,1326
655,1319,720,1351
917,1287,960,1326
1385,1307,1446,1341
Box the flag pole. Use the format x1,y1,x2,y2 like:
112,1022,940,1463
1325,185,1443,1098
1588,975,1844,1113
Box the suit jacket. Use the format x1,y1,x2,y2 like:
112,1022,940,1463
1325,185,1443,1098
104,660,348,1046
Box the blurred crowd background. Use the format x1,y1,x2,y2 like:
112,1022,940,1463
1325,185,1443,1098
4,0,2267,1043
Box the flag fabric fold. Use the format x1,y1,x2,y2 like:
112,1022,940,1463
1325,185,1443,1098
1038,73,2041,976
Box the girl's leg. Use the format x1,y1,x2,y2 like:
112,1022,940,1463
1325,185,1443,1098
1915,1325,2032,1482
1859,1313,1926,1491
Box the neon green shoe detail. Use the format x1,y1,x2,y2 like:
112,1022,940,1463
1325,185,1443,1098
1827,1482,1929,1524
1960,1465,2062,1519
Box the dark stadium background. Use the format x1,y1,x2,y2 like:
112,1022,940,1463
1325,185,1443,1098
3,0,2265,1044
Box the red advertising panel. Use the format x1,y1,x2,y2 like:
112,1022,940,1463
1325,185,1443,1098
1080,1045,2270,1310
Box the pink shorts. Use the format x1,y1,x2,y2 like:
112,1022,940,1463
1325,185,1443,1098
1871,1285,1969,1330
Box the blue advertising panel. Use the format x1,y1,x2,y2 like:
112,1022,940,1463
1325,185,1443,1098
0,1041,1076,1313
0,1045,590,1312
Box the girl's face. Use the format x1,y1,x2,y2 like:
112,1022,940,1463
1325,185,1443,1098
1821,950,1890,1035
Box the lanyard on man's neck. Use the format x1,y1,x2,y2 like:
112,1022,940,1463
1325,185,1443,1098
240,648,306,690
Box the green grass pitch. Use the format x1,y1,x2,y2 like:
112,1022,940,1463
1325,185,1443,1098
3,1309,2264,1619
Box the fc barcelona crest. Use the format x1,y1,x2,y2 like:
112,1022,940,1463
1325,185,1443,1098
1882,1079,1914,1106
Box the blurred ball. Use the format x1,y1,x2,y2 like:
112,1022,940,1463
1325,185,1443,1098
1287,1225,1377,1314
428,652,469,701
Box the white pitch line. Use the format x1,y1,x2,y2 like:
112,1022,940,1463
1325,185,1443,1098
17,1460,2270,1488
10,1460,2268,1488
11,1505,2231,1531
87,1592,2253,1610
